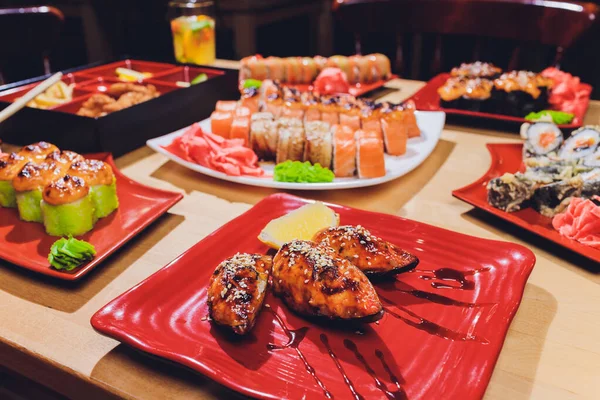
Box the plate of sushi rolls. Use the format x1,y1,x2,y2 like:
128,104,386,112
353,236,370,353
148,81,445,190
239,54,395,96
0,143,183,280
453,123,600,263
410,62,592,129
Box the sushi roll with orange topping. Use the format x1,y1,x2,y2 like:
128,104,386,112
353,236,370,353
331,124,356,177
355,129,386,178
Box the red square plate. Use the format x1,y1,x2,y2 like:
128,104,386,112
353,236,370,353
409,73,591,129
453,143,600,264
0,153,183,280
92,193,535,399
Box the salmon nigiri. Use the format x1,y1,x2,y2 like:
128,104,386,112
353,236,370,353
381,111,408,156
331,124,356,177
211,111,234,139
355,129,386,179
216,101,238,112
230,117,251,146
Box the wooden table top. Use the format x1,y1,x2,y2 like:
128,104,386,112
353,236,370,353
1,62,599,400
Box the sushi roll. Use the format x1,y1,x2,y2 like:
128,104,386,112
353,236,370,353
381,109,408,156
258,80,280,110
240,87,260,114
493,71,553,117
235,106,251,118
13,151,84,222
347,55,369,84
326,55,351,78
250,112,277,160
487,173,539,212
580,169,600,199
210,110,234,139
450,62,502,79
300,57,319,84
355,129,386,178
304,121,332,168
276,120,305,164
215,101,238,112
19,141,59,162
230,116,251,146
301,92,320,122
280,87,304,119
531,175,584,217
0,153,28,208
438,77,467,110
559,126,600,160
522,122,563,158
331,124,356,177
320,96,339,125
402,101,421,138
265,57,286,81
40,175,96,237
68,159,118,219
284,57,303,84
314,55,328,72
583,149,600,168
367,53,392,82
439,77,492,112
239,55,267,81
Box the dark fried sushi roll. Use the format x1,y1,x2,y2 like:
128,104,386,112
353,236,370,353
314,225,419,276
273,240,383,322
208,253,272,335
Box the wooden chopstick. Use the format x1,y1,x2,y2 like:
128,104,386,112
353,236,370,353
0,72,64,124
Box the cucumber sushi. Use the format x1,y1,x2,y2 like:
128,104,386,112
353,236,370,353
0,153,28,208
40,175,96,237
12,151,84,222
69,159,118,219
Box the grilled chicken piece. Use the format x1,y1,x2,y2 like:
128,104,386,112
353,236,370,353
313,225,419,276
208,253,272,335
273,240,383,322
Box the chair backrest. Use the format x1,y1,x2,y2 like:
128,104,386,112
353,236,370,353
0,6,64,84
333,0,599,77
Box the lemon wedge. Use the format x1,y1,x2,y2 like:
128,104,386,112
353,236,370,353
258,202,340,249
116,67,148,81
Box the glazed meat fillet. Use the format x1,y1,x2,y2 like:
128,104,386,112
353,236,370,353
77,94,115,117
107,82,158,97
273,240,383,322
207,253,272,335
313,225,419,276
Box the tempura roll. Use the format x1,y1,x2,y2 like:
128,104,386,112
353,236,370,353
41,175,96,237
69,159,118,219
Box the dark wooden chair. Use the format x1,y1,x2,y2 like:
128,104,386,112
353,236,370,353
333,0,599,78
0,6,64,84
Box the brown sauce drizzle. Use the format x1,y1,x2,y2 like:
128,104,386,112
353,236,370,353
264,306,332,399
320,334,364,400
394,288,482,308
412,267,490,290
375,350,407,400
379,295,488,343
343,339,404,399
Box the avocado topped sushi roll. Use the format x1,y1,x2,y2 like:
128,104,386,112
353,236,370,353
40,175,95,237
12,151,84,222
69,159,118,219
0,153,29,208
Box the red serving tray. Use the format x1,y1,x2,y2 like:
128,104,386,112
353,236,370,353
0,153,183,280
453,143,600,264
92,193,535,400
410,73,591,129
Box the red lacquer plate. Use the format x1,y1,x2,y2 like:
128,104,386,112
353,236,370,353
92,193,535,400
0,153,183,280
410,73,591,129
453,143,600,264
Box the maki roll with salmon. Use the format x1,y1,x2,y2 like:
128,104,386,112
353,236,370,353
558,126,600,160
521,122,564,158
355,129,386,178
69,159,118,219
13,151,83,222
492,71,553,117
331,124,356,177
40,175,96,237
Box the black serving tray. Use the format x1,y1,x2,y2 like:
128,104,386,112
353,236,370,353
0,59,239,157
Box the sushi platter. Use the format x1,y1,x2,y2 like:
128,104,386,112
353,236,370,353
0,59,239,156
92,193,536,400
453,123,600,263
410,62,592,129
148,110,444,190
0,144,182,280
